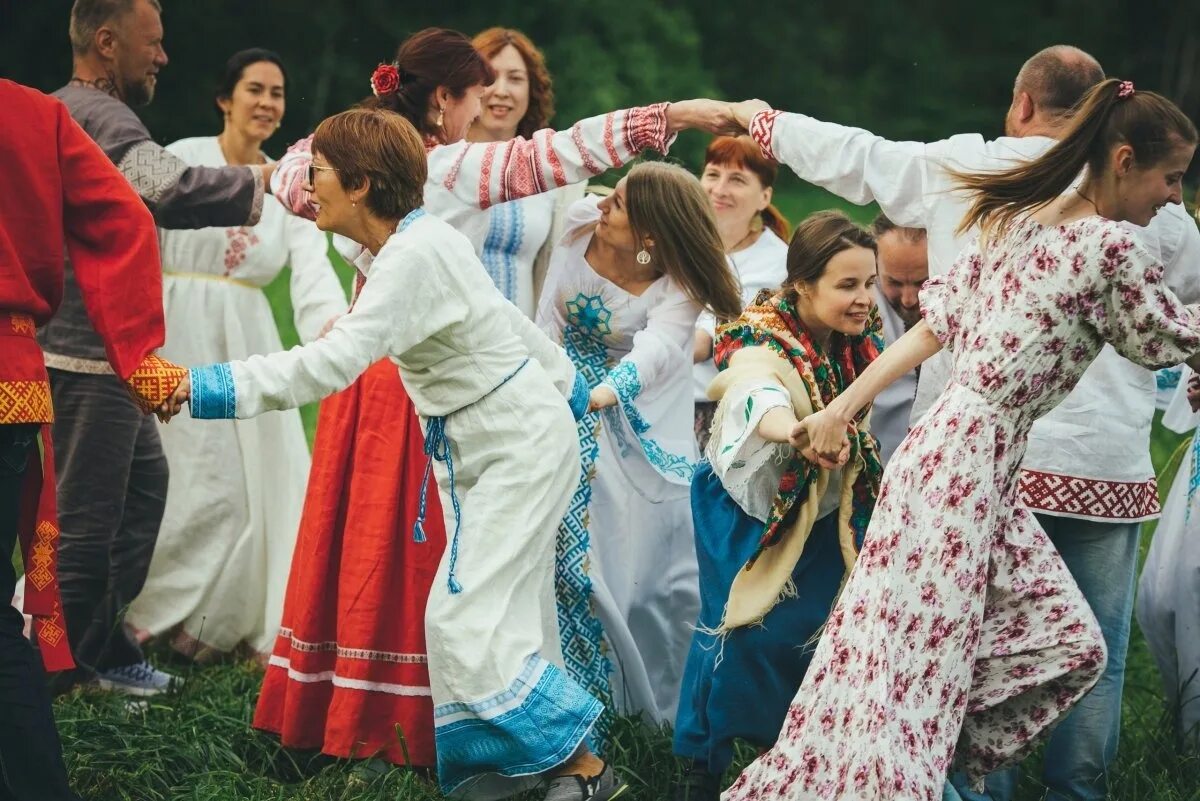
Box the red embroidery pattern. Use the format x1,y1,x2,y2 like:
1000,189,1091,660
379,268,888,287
442,143,470,192
540,129,567,188
224,226,261,274
750,109,783,160
602,112,620,167
625,102,670,154
0,381,52,424
571,123,602,175
477,142,499,210
1017,470,1160,520
8,313,35,336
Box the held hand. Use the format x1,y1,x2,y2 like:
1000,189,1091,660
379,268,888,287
666,99,741,136
729,99,772,131
588,385,618,412
155,375,191,423
789,419,849,470
799,408,851,464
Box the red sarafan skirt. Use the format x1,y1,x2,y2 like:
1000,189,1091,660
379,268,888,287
253,359,445,767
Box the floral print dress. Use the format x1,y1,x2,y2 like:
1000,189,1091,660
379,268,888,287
725,216,1200,801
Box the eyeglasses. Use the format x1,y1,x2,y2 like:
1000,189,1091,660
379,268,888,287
306,163,338,186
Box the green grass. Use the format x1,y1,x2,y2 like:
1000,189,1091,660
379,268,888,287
48,184,1200,799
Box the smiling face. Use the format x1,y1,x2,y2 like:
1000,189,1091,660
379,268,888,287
112,0,168,106
795,246,878,339
436,84,487,144
474,45,530,141
1111,141,1195,227
218,60,285,145
700,161,771,238
304,148,355,236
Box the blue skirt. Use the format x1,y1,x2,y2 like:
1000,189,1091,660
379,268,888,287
673,461,845,775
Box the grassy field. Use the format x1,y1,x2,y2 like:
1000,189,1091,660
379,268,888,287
49,183,1200,799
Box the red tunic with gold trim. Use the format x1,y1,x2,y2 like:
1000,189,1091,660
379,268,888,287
0,79,185,669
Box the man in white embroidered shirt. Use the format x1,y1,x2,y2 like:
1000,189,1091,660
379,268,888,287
868,214,927,465
736,45,1200,801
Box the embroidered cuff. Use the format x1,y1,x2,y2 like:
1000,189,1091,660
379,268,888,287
124,354,187,414
600,360,642,405
628,102,672,155
749,109,783,161
246,165,265,226
569,371,589,421
189,363,237,419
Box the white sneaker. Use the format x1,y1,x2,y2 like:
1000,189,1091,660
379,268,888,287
96,660,180,697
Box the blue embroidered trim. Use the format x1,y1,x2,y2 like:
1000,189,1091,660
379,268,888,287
399,206,426,231
481,201,525,303
433,655,602,796
188,364,236,419
1157,366,1183,392
412,358,531,594
569,371,589,421
602,360,642,405
602,361,694,481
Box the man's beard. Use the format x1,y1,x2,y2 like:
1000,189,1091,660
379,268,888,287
122,76,155,107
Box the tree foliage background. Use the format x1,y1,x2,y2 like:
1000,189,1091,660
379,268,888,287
2,0,1198,180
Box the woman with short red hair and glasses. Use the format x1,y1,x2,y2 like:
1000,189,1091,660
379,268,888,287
256,24,739,794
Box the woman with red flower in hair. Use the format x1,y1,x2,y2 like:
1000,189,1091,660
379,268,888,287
671,211,885,801
255,25,739,795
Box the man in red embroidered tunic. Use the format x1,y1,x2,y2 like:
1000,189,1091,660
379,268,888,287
0,77,185,801
38,0,271,695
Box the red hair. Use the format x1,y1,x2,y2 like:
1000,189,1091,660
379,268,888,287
704,135,791,240
472,27,555,138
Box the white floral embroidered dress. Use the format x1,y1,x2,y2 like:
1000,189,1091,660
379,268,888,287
725,217,1200,801
537,197,701,730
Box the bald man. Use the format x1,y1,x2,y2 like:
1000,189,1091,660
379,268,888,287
740,45,1200,801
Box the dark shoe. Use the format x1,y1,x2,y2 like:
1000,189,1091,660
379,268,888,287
671,765,720,801
543,761,628,801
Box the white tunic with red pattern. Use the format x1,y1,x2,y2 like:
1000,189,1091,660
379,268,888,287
724,216,1200,801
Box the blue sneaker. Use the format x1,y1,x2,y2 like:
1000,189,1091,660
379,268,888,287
96,660,179,697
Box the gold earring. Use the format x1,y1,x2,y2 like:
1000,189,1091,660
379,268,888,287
436,107,444,128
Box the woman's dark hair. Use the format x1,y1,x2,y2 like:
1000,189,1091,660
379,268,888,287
215,48,288,120
364,28,495,139
784,210,876,302
954,79,1198,235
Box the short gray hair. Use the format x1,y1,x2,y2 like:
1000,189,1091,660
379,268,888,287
69,0,161,55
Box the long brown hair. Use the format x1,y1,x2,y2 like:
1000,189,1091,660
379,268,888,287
471,27,554,138
363,28,495,139
954,78,1198,235
703,135,791,240
625,162,744,321
784,211,876,303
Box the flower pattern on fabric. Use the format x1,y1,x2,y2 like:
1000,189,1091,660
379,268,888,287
223,226,261,274
725,217,1200,801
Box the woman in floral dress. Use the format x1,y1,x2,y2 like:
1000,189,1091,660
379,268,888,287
725,80,1199,800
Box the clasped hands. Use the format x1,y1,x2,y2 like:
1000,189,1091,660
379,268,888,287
155,375,191,423
789,408,853,470
666,98,773,137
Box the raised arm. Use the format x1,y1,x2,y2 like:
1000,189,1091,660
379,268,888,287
733,102,978,229
103,103,268,229
57,102,185,412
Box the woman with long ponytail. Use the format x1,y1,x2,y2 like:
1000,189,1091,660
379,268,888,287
726,79,1200,801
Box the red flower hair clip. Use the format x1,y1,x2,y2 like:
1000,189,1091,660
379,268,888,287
1116,80,1135,99
371,63,401,98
